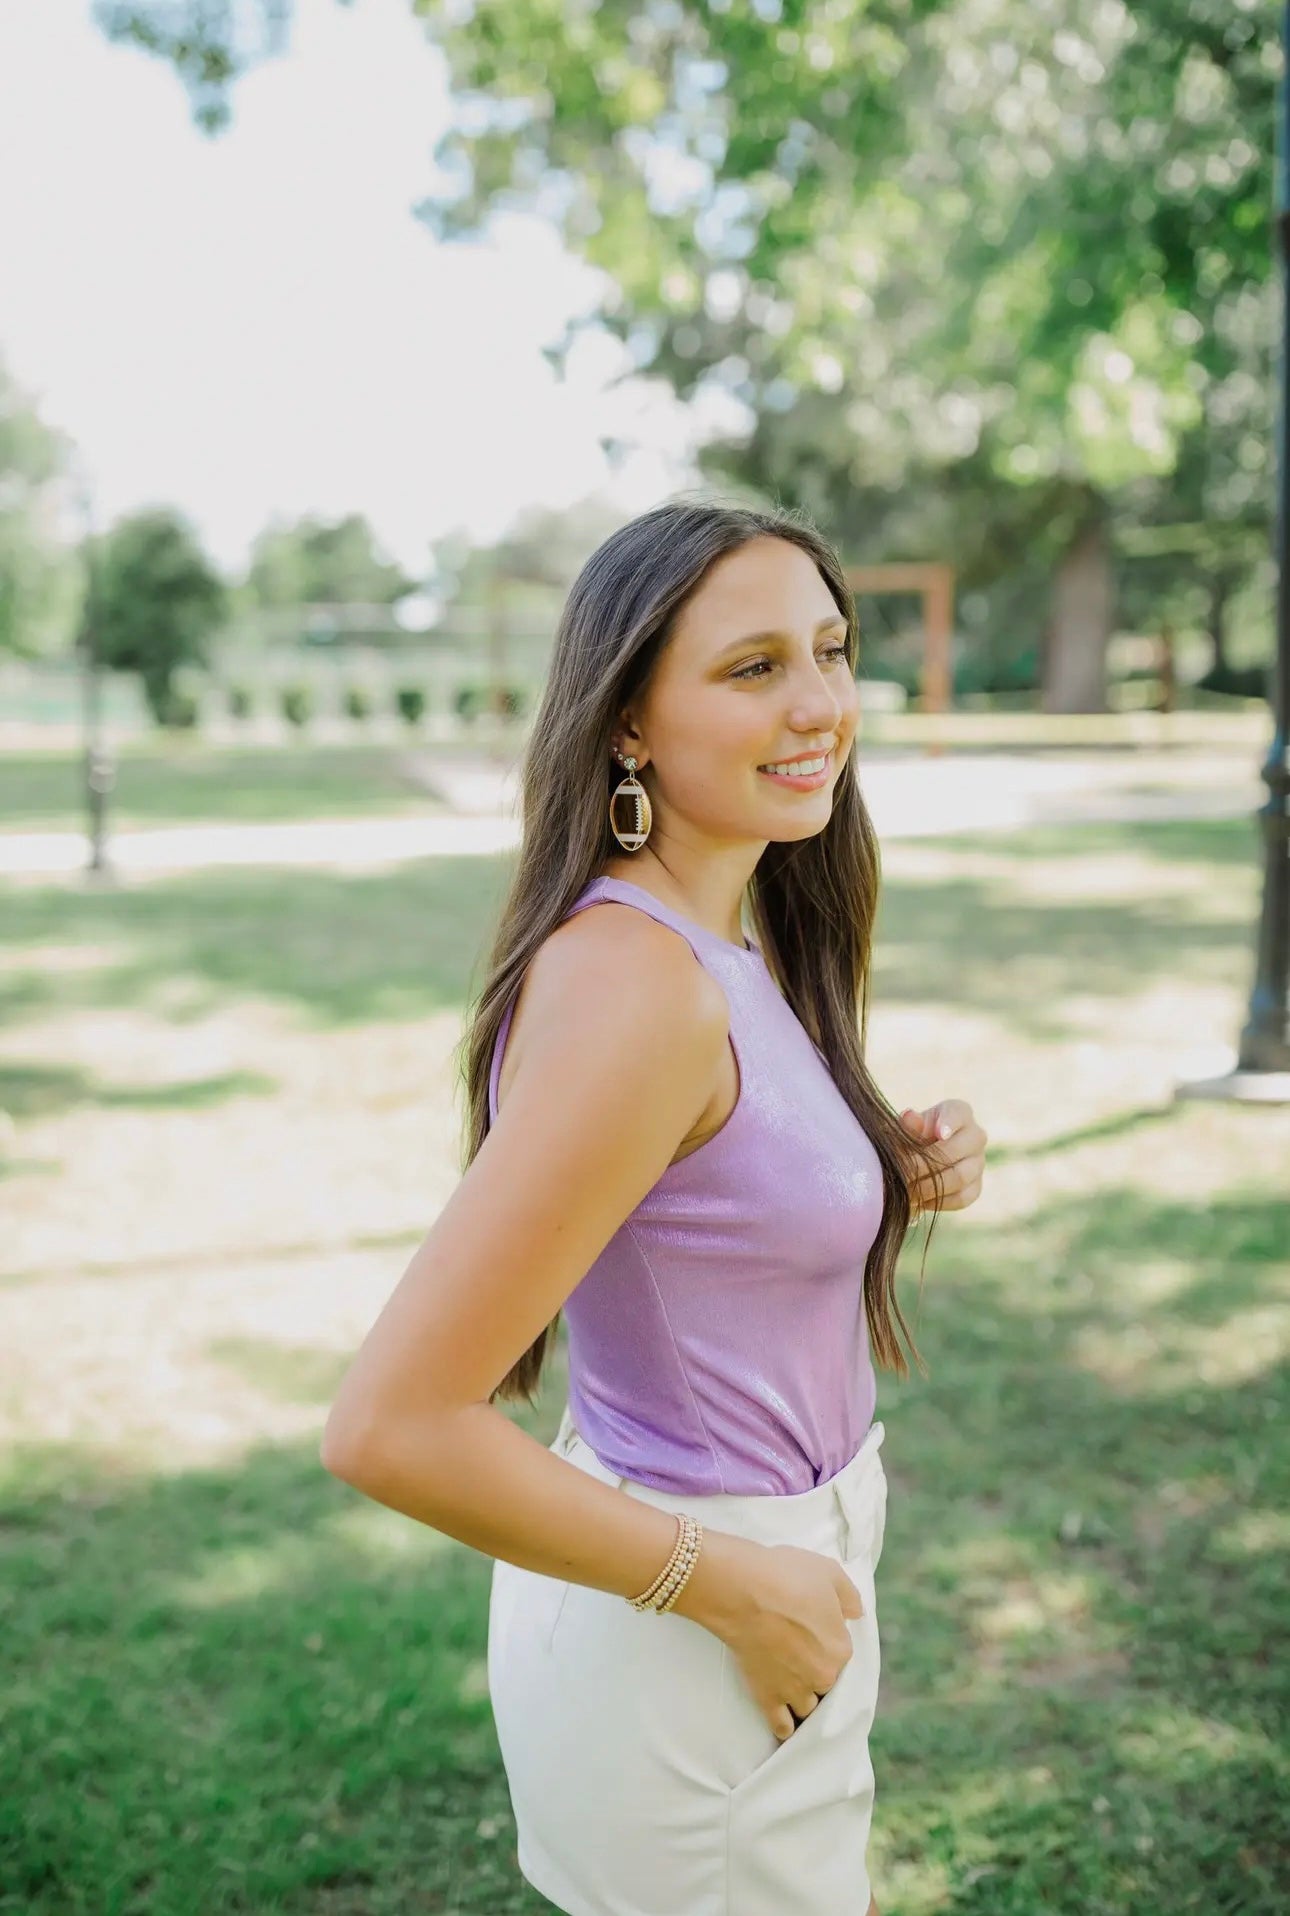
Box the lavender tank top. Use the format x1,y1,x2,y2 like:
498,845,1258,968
487,874,885,1495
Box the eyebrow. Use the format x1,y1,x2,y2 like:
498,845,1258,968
715,614,847,658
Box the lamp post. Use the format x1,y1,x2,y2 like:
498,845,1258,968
76,471,115,881
1179,1,1290,1103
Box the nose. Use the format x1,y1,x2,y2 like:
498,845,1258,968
790,676,846,732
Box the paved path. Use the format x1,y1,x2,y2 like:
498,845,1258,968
0,752,1262,879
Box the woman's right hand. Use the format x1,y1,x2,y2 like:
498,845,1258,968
708,1537,864,1744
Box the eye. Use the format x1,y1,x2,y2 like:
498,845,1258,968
731,642,849,682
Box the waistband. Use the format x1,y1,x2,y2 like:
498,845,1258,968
550,1403,886,1563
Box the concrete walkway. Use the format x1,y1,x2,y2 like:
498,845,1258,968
0,750,1263,880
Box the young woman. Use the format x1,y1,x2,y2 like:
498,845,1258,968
321,500,987,1915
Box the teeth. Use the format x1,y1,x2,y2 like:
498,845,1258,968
759,754,827,777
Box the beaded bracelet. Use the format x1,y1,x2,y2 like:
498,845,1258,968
628,1512,703,1613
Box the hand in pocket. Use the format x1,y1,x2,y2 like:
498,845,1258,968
720,1542,863,1745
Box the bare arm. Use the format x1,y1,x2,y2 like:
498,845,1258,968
320,907,758,1638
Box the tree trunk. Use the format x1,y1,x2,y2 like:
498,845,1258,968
1207,571,1231,677
1043,514,1112,713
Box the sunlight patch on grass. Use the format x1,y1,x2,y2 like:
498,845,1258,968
457,1655,492,1704
1,1004,463,1278
873,1852,954,1916
1109,1256,1197,1307
1001,850,1256,911
166,1537,322,1609
1132,1473,1236,1550
881,838,1255,913
1116,1710,1282,1772
1211,1507,1290,1558
1074,1299,1290,1394
325,1499,456,1566
972,1570,1097,1644
0,940,124,974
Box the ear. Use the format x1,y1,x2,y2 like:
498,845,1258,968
613,719,648,769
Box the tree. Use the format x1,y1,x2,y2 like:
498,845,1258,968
97,0,1277,709
246,512,416,608
0,358,81,659
93,508,228,723
431,497,625,615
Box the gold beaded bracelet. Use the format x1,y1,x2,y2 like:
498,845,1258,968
655,1517,702,1612
628,1518,684,1610
629,1512,703,1613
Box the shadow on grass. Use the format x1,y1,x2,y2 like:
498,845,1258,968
0,1062,277,1124
871,819,1256,1044
0,855,515,1031
0,817,1256,1043
984,1102,1182,1165
0,746,446,831
4,1175,1288,1914
204,1339,351,1408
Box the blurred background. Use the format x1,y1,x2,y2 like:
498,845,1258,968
1,1,1287,1912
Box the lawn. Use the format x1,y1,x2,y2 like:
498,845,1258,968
0,743,459,832
0,706,1267,836
0,815,1286,1914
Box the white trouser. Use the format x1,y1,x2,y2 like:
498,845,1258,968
488,1404,890,1915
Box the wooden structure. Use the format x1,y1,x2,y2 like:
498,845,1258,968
844,563,954,747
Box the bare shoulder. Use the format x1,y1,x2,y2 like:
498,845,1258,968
318,898,734,1429
495,899,728,1118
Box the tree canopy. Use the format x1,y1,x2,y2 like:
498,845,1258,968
0,359,82,659
92,507,228,722
94,0,1279,707
246,512,416,609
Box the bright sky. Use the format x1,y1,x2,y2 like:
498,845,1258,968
0,0,709,578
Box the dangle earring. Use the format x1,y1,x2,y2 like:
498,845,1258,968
609,748,652,851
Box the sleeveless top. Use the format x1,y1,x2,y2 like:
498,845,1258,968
487,874,885,1495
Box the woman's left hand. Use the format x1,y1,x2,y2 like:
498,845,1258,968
899,1099,987,1215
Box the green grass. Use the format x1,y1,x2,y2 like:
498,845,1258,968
0,743,452,831
0,815,1287,1913
861,701,1267,752
0,705,1267,834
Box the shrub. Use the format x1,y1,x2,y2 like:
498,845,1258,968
1196,661,1270,700
281,683,312,729
953,645,1040,697
226,683,254,720
452,681,525,722
395,685,426,727
157,688,201,730
343,684,372,722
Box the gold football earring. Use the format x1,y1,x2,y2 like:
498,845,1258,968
609,749,652,851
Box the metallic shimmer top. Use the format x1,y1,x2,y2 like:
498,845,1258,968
488,874,884,1495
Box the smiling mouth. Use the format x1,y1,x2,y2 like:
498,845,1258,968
756,751,834,782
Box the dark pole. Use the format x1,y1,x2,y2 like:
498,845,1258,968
78,480,114,880
1237,0,1290,1074
1179,11,1290,1101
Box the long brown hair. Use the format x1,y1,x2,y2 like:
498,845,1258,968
456,496,945,1406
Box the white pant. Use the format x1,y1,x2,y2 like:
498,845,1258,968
488,1404,890,1915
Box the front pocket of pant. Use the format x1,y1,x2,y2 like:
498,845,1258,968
720,1560,881,1799
720,1659,847,1794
